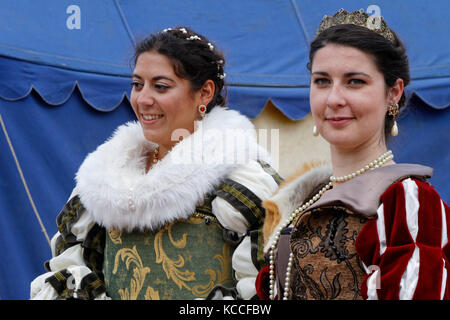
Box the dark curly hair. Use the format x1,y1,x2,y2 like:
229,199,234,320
133,26,227,113
307,24,410,140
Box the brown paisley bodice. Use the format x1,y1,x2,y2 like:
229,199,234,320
276,206,368,300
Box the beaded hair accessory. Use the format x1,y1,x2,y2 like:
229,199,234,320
162,27,226,80
316,8,395,43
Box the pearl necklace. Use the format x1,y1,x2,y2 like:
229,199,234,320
268,150,393,300
330,150,394,183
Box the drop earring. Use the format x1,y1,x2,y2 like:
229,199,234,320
388,103,399,136
312,125,319,137
391,120,398,136
198,105,206,119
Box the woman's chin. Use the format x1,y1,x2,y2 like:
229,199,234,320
323,135,361,151
141,130,163,144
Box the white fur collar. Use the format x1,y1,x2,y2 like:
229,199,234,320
75,107,271,232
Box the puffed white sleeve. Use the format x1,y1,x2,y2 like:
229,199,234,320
211,160,281,299
30,194,109,300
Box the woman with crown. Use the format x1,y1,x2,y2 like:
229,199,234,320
30,26,281,300
257,9,450,300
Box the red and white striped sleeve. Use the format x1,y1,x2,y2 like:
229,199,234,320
355,178,450,300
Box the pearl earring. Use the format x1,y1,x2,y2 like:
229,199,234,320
391,120,398,136
312,125,319,137
388,103,400,137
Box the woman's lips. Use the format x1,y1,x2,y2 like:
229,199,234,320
326,116,354,127
141,114,164,124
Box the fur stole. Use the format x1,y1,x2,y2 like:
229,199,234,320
74,107,271,232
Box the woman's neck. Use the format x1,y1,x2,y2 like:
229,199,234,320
144,140,179,173
330,144,394,184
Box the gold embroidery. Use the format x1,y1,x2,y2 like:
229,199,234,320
192,212,219,223
112,245,150,300
144,286,160,300
106,214,234,299
154,223,196,291
191,242,233,297
108,229,123,244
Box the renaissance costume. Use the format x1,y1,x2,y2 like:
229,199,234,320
259,163,450,300
30,107,281,300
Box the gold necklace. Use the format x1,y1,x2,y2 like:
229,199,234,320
268,150,393,300
146,147,160,173
152,146,159,164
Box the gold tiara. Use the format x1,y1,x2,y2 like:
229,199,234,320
316,8,395,43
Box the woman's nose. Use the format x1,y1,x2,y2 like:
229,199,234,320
326,83,346,109
136,86,155,106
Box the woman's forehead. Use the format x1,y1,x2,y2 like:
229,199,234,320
311,44,379,74
133,51,180,79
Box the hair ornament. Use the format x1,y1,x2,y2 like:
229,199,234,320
186,35,202,41
162,27,188,35
160,27,225,81
316,8,395,43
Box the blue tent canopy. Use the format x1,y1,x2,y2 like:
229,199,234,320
2,0,449,116
0,0,449,299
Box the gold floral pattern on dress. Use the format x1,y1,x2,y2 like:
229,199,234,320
108,229,122,245
154,222,196,291
112,245,152,300
105,214,234,299
191,242,233,296
144,286,160,300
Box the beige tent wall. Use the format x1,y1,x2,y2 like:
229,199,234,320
251,100,331,180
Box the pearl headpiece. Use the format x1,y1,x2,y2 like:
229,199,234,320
162,27,226,80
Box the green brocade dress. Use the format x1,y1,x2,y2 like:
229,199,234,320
103,213,235,300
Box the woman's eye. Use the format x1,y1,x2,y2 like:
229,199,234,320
313,78,330,86
131,81,143,89
349,79,366,85
154,83,170,91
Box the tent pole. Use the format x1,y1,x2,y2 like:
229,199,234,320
0,112,51,247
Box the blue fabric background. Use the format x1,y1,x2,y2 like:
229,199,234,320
0,0,448,299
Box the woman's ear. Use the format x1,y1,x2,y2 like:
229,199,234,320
199,79,215,106
388,78,404,105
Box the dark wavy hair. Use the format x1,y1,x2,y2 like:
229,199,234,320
133,26,227,113
307,24,410,140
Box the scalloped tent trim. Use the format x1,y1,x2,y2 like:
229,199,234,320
0,81,130,112
0,56,448,120
0,56,131,112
